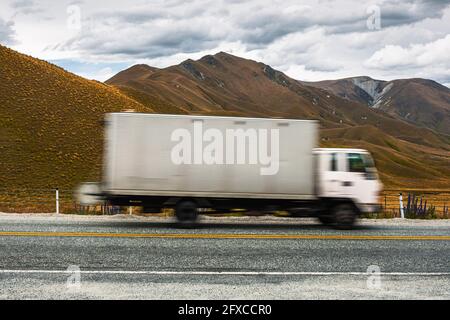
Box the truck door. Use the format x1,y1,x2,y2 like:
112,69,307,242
343,152,379,204
320,152,345,197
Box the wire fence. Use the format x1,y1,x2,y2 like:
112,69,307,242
378,190,449,219
0,188,121,215
0,188,449,218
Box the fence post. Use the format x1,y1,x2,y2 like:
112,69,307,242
56,188,60,215
399,193,404,219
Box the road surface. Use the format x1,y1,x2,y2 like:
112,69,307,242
0,213,449,299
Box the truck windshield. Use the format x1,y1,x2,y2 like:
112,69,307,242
362,153,378,180
362,154,375,168
347,153,377,179
347,153,366,172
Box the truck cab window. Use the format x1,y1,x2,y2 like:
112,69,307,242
347,153,365,173
330,153,337,171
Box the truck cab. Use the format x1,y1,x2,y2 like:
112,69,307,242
314,148,382,215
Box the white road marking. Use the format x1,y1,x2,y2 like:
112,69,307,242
0,270,449,276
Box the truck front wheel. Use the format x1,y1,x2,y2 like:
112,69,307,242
318,214,334,226
332,203,357,230
175,200,199,224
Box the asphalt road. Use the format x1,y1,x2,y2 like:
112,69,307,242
0,213,449,299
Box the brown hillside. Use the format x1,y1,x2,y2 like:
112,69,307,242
305,76,450,135
107,64,159,83
379,79,450,134
0,44,153,190
321,125,450,188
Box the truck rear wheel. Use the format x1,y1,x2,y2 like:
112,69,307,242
332,203,357,230
175,200,199,224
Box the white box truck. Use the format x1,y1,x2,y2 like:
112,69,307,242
79,113,382,229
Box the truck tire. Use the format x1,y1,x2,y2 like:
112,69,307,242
175,200,199,224
332,203,357,230
318,214,334,226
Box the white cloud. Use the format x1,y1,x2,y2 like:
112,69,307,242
363,34,450,84
78,66,115,81
1,0,449,85
0,18,15,43
10,0,43,15
365,35,450,69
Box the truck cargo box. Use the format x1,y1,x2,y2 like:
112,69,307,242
103,113,318,200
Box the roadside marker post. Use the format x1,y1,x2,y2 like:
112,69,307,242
56,188,60,215
399,193,404,219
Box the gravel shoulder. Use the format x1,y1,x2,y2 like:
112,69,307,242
0,212,449,227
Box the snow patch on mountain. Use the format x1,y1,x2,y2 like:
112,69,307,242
372,83,394,109
351,77,393,108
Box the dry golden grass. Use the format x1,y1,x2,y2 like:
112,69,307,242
382,190,449,214
0,45,154,191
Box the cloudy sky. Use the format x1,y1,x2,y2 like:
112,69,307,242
0,0,449,86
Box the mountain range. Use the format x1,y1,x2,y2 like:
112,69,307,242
1,44,449,190
304,76,450,135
